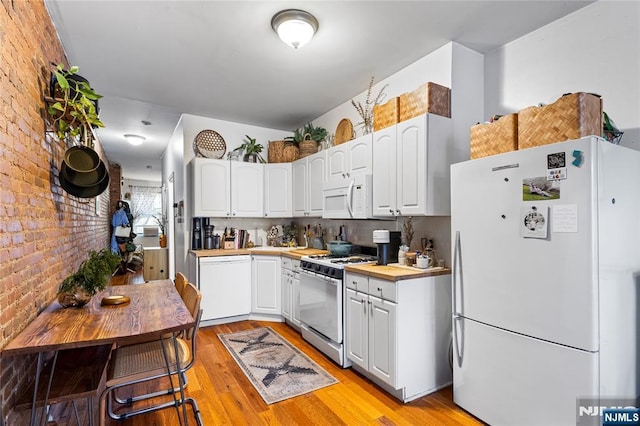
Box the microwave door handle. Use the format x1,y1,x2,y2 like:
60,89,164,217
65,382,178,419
346,180,355,218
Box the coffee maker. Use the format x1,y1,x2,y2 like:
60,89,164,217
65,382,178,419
191,217,202,250
373,230,402,265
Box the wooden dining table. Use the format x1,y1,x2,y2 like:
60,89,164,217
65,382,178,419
2,279,195,426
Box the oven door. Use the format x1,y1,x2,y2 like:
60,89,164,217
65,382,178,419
299,269,342,343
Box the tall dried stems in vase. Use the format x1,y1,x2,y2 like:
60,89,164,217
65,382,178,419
351,76,388,136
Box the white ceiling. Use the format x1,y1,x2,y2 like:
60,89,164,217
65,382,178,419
45,0,594,181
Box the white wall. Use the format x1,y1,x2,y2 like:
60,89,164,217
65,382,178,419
484,0,640,149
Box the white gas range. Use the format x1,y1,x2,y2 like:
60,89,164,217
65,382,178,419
299,252,377,367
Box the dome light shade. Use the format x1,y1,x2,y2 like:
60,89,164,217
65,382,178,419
271,9,318,49
124,134,145,146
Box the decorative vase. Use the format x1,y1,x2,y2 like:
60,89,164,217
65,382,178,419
57,285,92,308
159,234,167,248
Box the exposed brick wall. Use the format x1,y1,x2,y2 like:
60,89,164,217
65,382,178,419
0,0,112,419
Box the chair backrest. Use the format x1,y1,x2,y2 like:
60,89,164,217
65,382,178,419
174,272,188,297
181,283,202,340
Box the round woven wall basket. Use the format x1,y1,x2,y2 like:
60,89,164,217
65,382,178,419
298,135,318,159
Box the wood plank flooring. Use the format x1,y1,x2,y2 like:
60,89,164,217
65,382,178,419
20,271,483,425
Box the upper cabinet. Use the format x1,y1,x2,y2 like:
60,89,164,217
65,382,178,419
326,134,373,180
231,162,263,217
372,114,453,217
293,150,326,217
190,158,231,217
189,158,264,218
264,163,292,218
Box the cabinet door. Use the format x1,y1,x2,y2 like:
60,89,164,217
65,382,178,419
292,271,301,328
231,162,264,217
396,115,427,216
292,159,307,217
346,288,368,370
281,269,292,320
264,163,292,218
368,295,397,388
347,134,373,176
251,256,281,314
327,144,348,180
192,158,230,217
372,127,396,216
307,152,326,216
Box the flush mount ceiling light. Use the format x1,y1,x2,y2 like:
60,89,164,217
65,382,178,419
271,9,319,49
124,134,145,146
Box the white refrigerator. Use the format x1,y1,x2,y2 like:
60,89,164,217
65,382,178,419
450,136,639,426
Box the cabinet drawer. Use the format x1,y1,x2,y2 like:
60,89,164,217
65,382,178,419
346,273,368,292
368,278,397,302
282,257,293,270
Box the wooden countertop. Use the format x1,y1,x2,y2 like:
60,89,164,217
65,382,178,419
344,263,451,281
190,247,328,259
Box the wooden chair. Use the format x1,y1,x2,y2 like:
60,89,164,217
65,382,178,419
99,283,203,425
174,272,188,297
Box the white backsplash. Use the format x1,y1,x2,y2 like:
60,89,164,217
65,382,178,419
194,216,452,267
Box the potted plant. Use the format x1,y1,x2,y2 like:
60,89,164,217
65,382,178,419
47,63,104,144
286,122,327,159
232,135,266,163
154,214,167,247
57,249,122,307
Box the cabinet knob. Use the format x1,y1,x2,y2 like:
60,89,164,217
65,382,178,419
389,209,394,214
377,287,382,292
346,172,350,178
396,209,401,215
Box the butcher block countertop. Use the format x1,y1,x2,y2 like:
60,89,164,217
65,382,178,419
345,263,451,281
189,247,328,259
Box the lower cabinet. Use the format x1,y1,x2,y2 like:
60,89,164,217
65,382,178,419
252,255,281,316
281,257,301,329
143,247,169,281
345,272,452,402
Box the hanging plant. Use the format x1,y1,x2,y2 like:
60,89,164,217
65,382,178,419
47,64,104,143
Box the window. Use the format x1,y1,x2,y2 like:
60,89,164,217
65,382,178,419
130,185,163,235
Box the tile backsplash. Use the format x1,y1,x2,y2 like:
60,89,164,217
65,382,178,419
193,216,452,268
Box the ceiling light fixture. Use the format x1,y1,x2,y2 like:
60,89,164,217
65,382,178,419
271,9,318,49
124,134,145,146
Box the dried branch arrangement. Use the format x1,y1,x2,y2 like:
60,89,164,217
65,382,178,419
351,76,388,135
402,217,414,249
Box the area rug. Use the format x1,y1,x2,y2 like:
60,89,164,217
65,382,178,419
218,327,338,404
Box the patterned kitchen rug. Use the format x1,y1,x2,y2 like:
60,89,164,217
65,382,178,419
218,327,338,404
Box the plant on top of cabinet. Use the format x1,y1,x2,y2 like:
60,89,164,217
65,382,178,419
286,122,327,159
351,76,388,136
232,135,266,163
47,64,104,143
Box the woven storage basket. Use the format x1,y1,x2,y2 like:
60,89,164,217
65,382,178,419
518,93,602,149
283,144,300,162
334,119,354,145
399,82,451,122
470,114,518,159
298,135,318,159
373,97,399,131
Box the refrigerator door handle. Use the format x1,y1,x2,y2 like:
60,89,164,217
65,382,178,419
453,316,464,368
453,230,462,316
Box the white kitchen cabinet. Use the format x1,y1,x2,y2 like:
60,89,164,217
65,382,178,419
292,150,326,217
281,257,301,330
345,271,452,402
190,158,231,217
264,163,292,218
372,113,452,217
193,253,251,322
251,255,281,316
327,134,373,180
231,162,263,217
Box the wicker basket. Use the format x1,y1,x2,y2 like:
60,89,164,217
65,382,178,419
518,93,602,149
373,97,399,131
268,140,300,163
298,135,318,159
399,82,451,122
470,114,518,159
334,118,354,145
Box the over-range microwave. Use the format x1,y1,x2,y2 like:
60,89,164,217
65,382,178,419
322,174,374,219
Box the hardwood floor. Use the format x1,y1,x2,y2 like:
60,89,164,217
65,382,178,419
35,272,483,425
